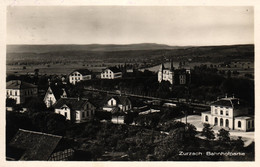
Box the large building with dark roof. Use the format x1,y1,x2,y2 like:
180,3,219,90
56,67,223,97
201,96,254,131
6,80,38,104
101,67,122,79
7,129,74,161
69,69,92,85
54,97,96,123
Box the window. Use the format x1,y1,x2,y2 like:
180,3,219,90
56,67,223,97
10,91,12,95
215,109,218,114
220,110,223,115
87,111,89,117
226,110,229,116
111,100,113,106
15,91,17,96
82,112,85,118
64,112,67,118
220,118,223,126
238,121,241,128
214,117,218,125
252,120,254,128
225,119,229,127
205,115,208,122
248,121,250,128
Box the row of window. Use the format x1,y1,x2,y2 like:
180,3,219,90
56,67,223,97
102,74,113,78
71,77,81,80
71,73,81,76
205,116,254,129
215,109,229,116
7,89,35,96
205,116,230,127
7,90,18,96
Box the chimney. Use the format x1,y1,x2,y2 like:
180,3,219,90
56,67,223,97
78,96,80,101
232,94,235,98
225,93,227,98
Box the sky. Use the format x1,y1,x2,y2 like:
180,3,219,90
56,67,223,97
7,6,254,46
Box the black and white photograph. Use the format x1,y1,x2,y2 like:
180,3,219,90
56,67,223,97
4,4,256,162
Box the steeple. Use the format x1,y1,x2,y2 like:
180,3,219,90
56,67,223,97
159,63,165,71
170,59,174,70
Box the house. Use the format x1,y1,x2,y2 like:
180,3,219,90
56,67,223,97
69,69,92,85
6,80,38,104
201,96,254,131
43,86,68,108
54,98,96,123
101,67,122,79
158,60,190,85
103,96,132,113
6,129,74,161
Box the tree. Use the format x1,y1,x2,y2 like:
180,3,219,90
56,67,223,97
6,98,16,107
217,128,230,143
202,123,215,140
25,97,47,113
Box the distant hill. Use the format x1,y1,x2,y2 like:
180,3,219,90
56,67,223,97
7,43,185,53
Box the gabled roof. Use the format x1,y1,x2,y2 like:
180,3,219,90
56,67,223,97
71,69,92,75
45,86,67,100
106,67,122,73
6,80,37,89
105,96,131,106
54,98,95,110
8,129,62,160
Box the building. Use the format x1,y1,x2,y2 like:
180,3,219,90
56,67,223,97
6,80,38,104
54,98,96,123
69,69,92,85
6,129,74,161
43,86,67,108
103,96,132,113
201,96,254,131
101,67,122,79
158,61,190,85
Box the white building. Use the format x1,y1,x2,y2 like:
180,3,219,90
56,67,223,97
6,80,38,104
103,96,132,113
54,98,96,123
201,96,254,131
158,61,190,85
101,67,122,79
43,86,67,108
69,69,92,85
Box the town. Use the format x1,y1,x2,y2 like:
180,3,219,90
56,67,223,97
6,48,254,161
5,6,255,162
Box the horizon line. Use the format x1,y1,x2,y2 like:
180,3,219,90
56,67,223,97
6,43,254,47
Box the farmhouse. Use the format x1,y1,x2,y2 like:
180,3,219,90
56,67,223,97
7,129,74,161
158,61,190,85
6,80,38,104
69,69,92,85
43,86,67,108
54,97,96,123
101,67,122,79
201,96,254,131
103,96,132,113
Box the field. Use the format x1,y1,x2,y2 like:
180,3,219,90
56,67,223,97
6,44,254,76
